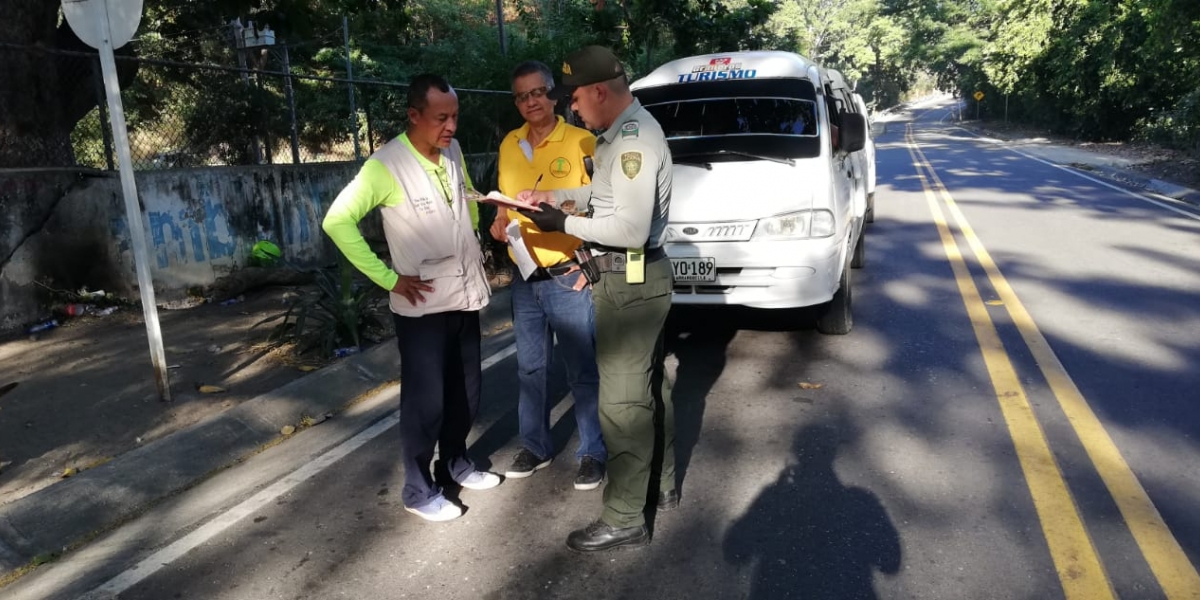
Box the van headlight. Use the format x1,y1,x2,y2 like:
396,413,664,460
752,210,836,240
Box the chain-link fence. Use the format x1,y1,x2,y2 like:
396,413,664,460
0,43,522,172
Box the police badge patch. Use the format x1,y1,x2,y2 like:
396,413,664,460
621,151,642,180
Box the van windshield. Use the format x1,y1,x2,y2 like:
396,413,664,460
646,98,818,138
635,78,822,160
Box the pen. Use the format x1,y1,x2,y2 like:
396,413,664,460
531,173,543,194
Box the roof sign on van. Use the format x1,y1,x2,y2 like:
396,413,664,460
677,58,758,83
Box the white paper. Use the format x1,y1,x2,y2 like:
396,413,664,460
506,219,540,281
485,190,541,211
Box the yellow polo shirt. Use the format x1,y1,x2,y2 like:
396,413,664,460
497,117,595,267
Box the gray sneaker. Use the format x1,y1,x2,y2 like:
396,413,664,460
459,470,502,490
404,496,462,522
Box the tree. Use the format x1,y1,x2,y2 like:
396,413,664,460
0,1,140,168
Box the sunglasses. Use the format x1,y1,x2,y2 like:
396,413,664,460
514,86,550,104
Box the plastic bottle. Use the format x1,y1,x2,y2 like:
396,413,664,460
63,304,94,317
333,346,360,358
27,319,59,334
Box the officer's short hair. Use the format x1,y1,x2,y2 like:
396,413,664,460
604,74,630,94
408,74,452,112
511,60,555,90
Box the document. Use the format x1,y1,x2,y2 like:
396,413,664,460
505,219,540,280
470,190,542,211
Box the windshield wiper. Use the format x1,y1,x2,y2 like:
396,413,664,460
675,158,712,170
675,150,795,167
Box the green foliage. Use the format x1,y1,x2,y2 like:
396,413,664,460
63,0,1200,162
256,256,386,357
71,107,110,169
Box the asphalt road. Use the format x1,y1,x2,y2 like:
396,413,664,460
9,100,1200,600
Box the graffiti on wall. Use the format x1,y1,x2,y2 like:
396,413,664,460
123,172,334,272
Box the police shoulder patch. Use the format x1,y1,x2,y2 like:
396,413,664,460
620,151,643,180
620,121,639,139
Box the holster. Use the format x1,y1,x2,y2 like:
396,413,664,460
574,248,602,284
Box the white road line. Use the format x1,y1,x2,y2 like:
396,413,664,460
950,126,1200,223
481,342,517,370
79,342,519,600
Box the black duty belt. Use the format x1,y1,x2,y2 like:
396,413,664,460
527,258,580,281
593,247,666,273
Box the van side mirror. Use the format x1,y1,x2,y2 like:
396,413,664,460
839,113,867,153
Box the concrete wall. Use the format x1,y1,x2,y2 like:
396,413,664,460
0,155,498,332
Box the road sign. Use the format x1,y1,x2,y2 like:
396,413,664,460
974,91,985,101
62,0,143,49
61,0,171,401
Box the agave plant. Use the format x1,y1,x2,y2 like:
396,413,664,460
256,255,386,357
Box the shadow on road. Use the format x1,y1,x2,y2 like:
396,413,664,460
723,417,902,600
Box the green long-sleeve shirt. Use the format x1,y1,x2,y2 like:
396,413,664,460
322,134,477,291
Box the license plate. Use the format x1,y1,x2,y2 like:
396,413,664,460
671,257,716,283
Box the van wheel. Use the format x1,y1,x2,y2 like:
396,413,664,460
865,192,876,223
850,228,865,269
816,260,852,335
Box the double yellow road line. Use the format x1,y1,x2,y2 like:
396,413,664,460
904,123,1200,600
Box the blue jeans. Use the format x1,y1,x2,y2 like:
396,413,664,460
511,268,605,464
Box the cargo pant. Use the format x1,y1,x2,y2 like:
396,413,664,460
593,256,676,529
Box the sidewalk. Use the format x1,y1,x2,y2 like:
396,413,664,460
0,286,513,581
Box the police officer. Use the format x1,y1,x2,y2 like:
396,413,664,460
518,46,676,552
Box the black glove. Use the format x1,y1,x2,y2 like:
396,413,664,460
519,204,568,233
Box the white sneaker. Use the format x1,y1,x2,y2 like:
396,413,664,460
404,496,463,522
459,470,502,491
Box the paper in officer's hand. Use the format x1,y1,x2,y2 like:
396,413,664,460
474,191,541,211
505,219,540,281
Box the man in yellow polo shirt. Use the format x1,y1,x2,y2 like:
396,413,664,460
489,60,605,491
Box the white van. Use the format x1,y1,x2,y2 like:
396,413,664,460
630,51,868,334
851,92,877,223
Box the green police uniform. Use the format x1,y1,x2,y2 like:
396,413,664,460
554,98,677,530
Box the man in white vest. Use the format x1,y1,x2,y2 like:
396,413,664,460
323,73,500,522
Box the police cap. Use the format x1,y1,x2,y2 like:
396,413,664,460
549,46,626,100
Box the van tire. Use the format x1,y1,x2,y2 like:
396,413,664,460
850,228,865,269
816,260,852,335
865,192,876,223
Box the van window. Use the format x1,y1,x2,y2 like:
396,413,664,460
645,98,818,138
634,78,823,159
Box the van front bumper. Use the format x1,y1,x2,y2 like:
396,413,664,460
665,237,844,309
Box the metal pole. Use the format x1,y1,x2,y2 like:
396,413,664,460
234,25,263,164
283,44,301,164
343,16,361,160
365,88,376,154
256,70,273,164
91,56,115,170
496,0,507,55
98,38,172,402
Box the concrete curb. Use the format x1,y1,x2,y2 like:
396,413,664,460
0,289,513,579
